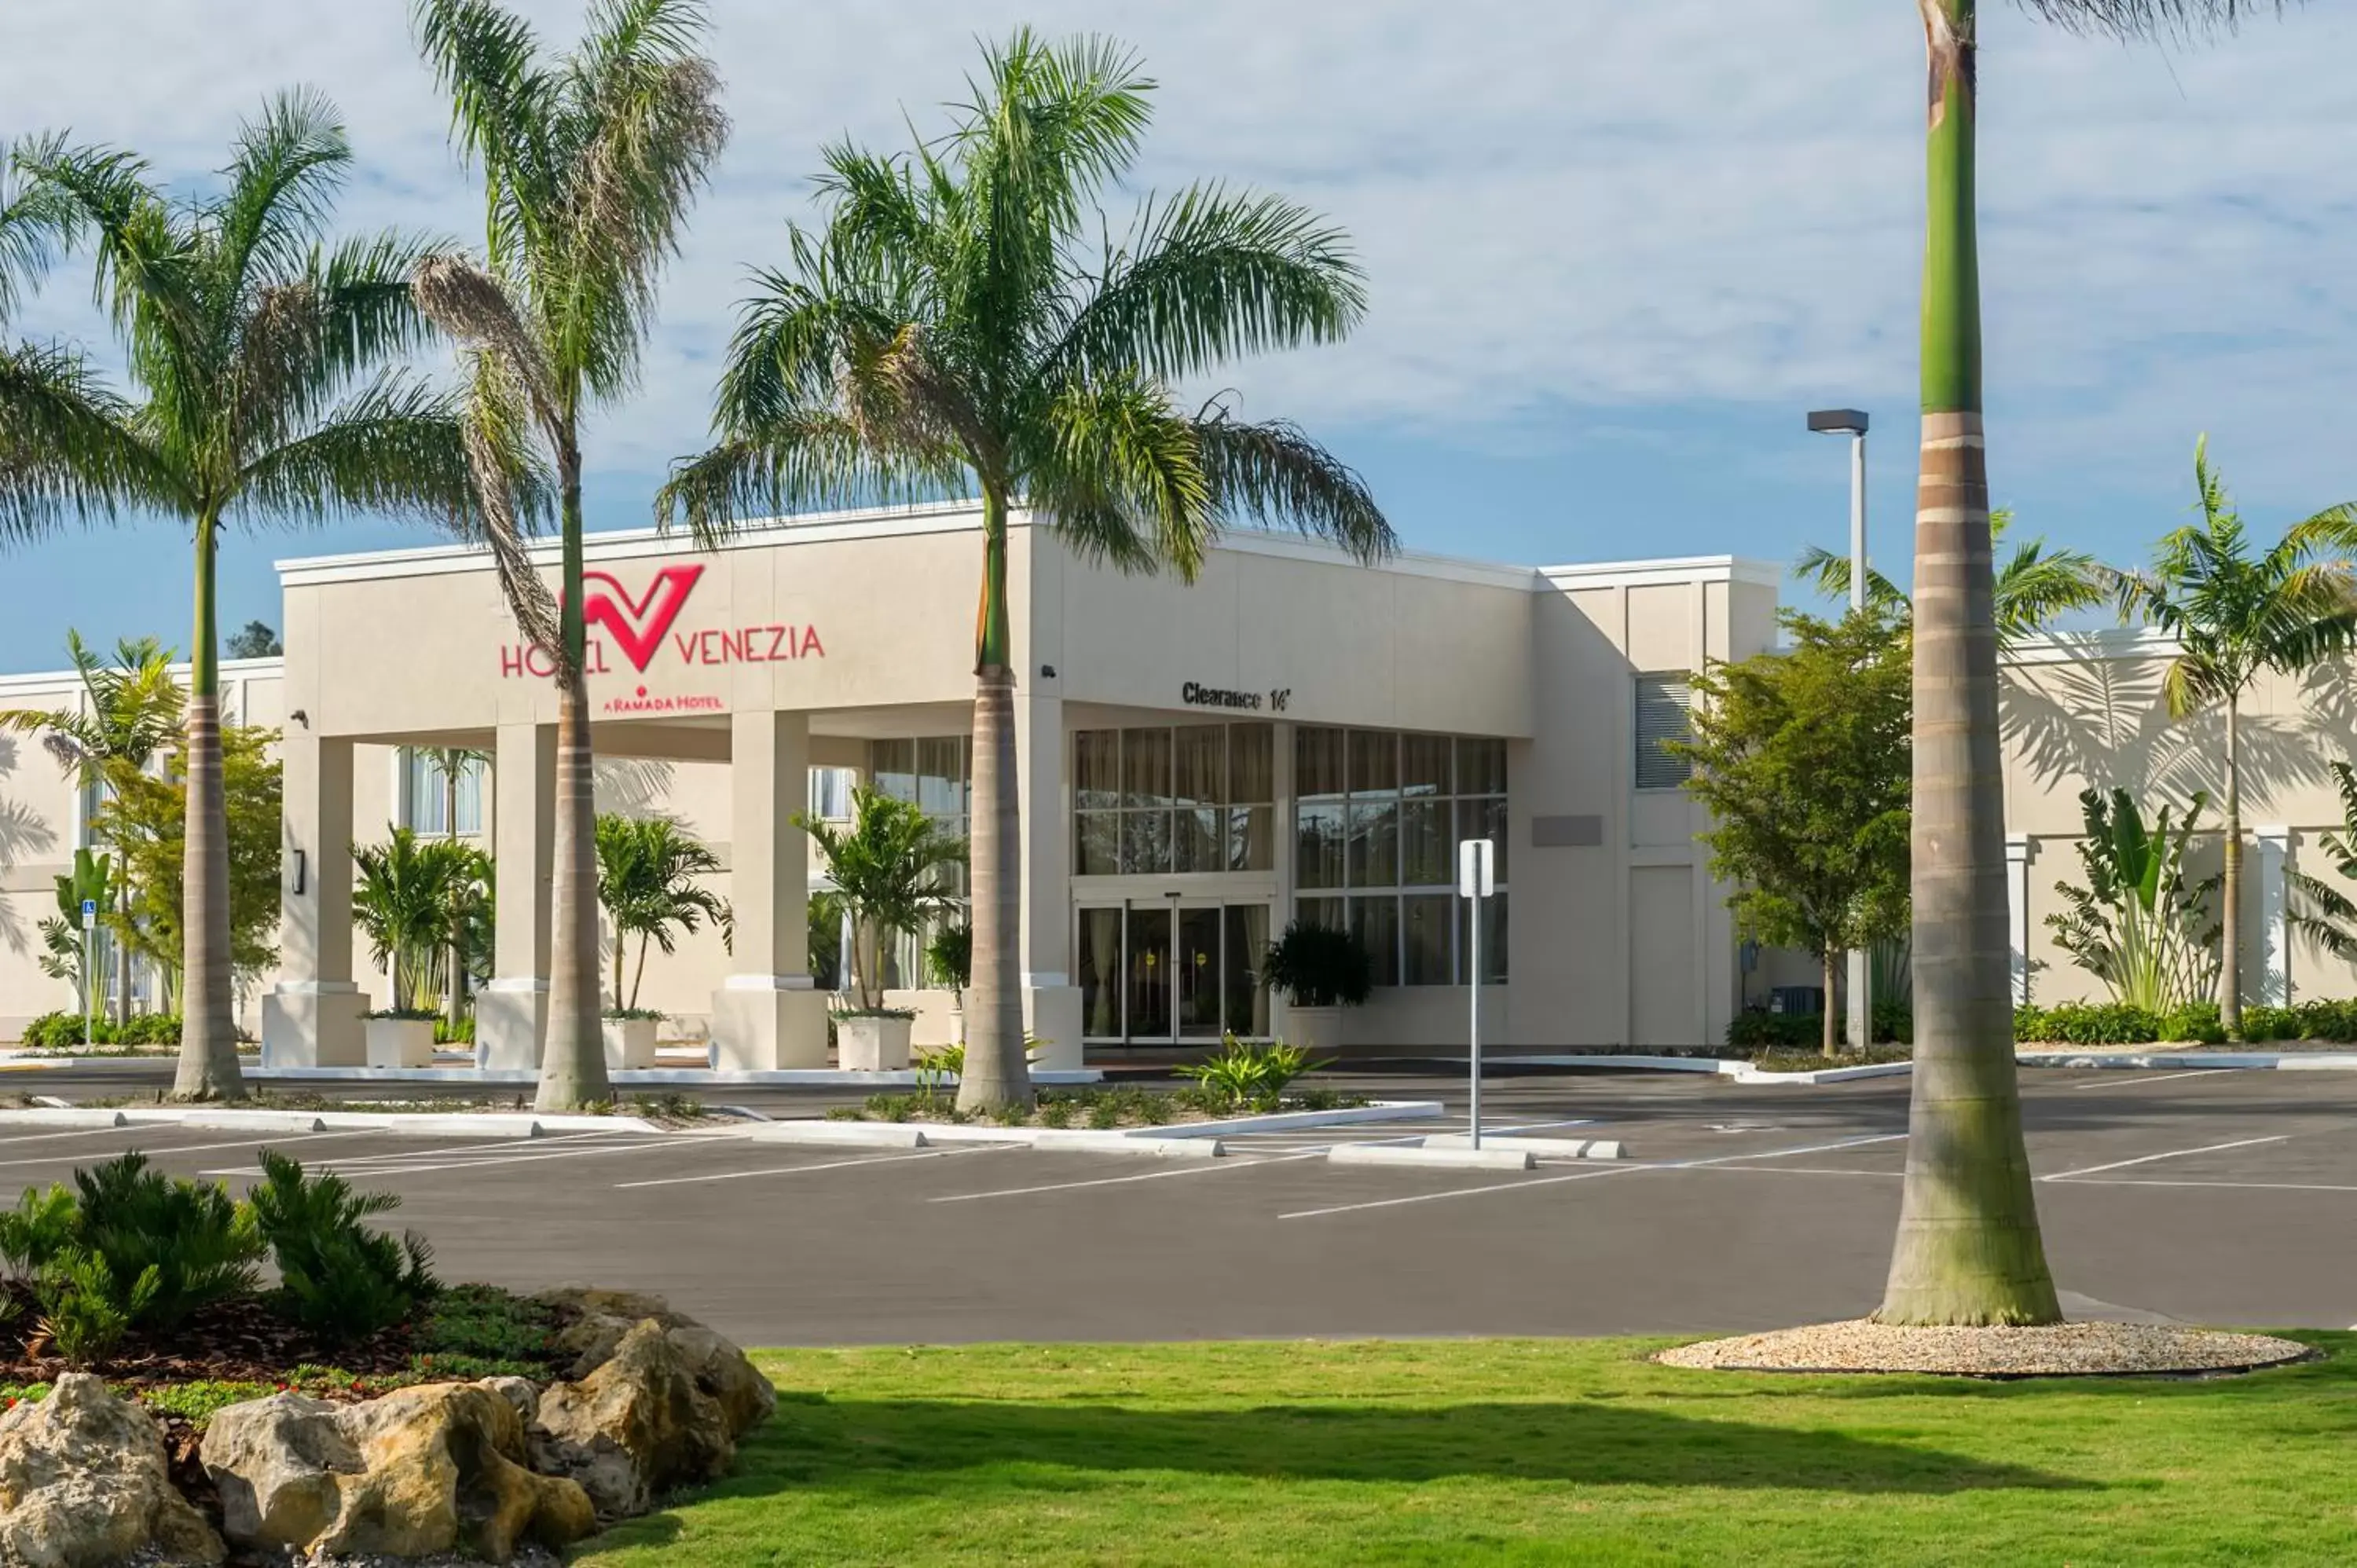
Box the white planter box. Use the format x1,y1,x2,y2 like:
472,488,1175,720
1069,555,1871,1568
602,1017,659,1070
837,1013,915,1072
1281,1006,1344,1053
364,1017,436,1068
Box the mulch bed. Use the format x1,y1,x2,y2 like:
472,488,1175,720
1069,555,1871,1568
1656,1320,2315,1378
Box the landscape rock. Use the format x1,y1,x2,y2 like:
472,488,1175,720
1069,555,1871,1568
204,1383,594,1564
530,1319,733,1519
0,1372,223,1568
539,1287,775,1441
478,1376,541,1429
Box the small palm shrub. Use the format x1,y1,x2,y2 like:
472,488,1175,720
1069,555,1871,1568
248,1151,439,1342
35,1247,158,1365
1182,1035,1321,1112
69,1152,263,1329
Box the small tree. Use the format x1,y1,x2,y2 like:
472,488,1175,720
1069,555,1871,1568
352,829,486,1013
36,849,114,1013
223,622,281,660
1676,611,1912,1057
593,815,730,1013
794,787,964,1014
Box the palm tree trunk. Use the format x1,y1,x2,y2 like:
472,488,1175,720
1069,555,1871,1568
631,933,650,1012
173,515,245,1099
536,449,611,1111
112,884,131,1029
1822,949,1840,1059
1877,0,2058,1327
445,766,465,1035
957,487,1032,1112
2220,694,2243,1039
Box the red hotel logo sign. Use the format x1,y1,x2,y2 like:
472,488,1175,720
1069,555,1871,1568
498,564,826,698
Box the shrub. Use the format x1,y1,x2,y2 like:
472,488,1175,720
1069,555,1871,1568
2293,998,2357,1042
0,1185,80,1281
1727,1010,1818,1049
1262,921,1375,1009
35,1247,156,1364
434,1015,476,1046
1182,1035,1319,1111
117,1013,182,1046
2013,1002,2157,1045
416,1284,554,1363
247,1150,438,1342
70,1152,262,1329
1038,1098,1074,1129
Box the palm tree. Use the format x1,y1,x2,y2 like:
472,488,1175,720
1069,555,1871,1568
658,31,1393,1110
593,814,730,1011
793,788,964,1016
2113,438,2357,1039
354,829,490,1013
408,0,728,1111
0,633,185,1026
1878,0,2295,1328
4,96,479,1100
1794,511,2107,652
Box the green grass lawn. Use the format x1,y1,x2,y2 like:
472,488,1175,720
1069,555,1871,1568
576,1334,2357,1566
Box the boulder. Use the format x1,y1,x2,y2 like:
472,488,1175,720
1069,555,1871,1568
204,1383,593,1564
540,1287,775,1441
478,1376,541,1429
530,1320,733,1519
0,1372,223,1568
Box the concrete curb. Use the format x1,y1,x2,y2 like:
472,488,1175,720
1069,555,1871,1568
245,1065,1105,1087
1148,1101,1446,1138
746,1119,1226,1157
1423,1134,1626,1160
0,1107,664,1138
746,1122,930,1149
1329,1142,1534,1171
2017,1050,2357,1072
1723,1061,1914,1086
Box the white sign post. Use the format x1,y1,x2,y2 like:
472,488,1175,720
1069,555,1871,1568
79,899,97,1050
1457,838,1496,1150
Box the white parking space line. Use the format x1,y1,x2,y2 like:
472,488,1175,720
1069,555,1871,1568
614,1146,1010,1189
0,1127,169,1147
0,1130,371,1171
2055,1177,2357,1195
1278,1132,1908,1220
204,1134,719,1180
2073,1069,2244,1090
931,1152,1321,1203
2043,1134,2290,1181
1680,1164,1901,1180
308,1130,649,1164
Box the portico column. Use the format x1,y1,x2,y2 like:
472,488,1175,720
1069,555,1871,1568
2256,826,2291,1006
478,722,555,1071
262,734,363,1066
1016,693,1083,1068
711,709,827,1068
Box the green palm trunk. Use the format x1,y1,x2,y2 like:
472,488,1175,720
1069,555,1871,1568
1877,0,2061,1327
173,513,243,1097
537,451,610,1111
960,487,1028,1111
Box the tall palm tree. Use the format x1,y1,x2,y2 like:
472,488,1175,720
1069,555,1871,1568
2,95,477,1101
1794,511,2108,653
409,0,728,1112
1878,0,2293,1328
659,31,1392,1110
2113,438,2357,1039
594,813,730,1010
0,633,185,1026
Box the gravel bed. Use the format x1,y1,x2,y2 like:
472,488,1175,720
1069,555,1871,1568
1657,1320,2315,1378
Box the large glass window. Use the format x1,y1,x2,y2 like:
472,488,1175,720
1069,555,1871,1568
867,736,971,983
400,749,485,837
1074,724,1276,876
1293,727,1508,985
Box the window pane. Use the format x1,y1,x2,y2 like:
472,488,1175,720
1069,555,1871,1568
1229,723,1274,805
1400,734,1451,798
1347,800,1398,888
1399,799,1449,886
1224,903,1270,1036
1349,730,1398,797
1461,892,1508,984
1074,731,1120,811
1175,808,1226,873
1296,896,1345,932
1296,727,1347,800
1127,905,1172,1040
1123,727,1172,808
1230,805,1274,872
871,739,915,802
1456,737,1506,797
1295,804,1347,889
1634,676,1694,789
918,737,963,817
1078,907,1124,1038
1403,893,1453,985
1456,797,1510,885
1076,813,1120,875
1122,810,1173,874
1351,895,1399,987
1178,906,1222,1039
1174,725,1226,806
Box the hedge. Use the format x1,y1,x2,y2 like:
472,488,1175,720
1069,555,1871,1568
1729,997,2357,1049
16,1011,185,1050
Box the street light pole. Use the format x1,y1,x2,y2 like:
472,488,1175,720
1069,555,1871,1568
1808,408,1872,1053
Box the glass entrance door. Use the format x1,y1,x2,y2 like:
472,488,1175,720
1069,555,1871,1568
1078,902,1272,1046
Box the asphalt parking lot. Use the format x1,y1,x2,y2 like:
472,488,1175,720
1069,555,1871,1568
1,1064,2350,1347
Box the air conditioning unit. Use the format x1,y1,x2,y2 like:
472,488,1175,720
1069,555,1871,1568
1767,985,1825,1017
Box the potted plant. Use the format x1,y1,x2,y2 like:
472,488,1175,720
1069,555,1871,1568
1262,919,1375,1053
926,921,973,1046
794,786,966,1072
600,1007,662,1069
364,1007,439,1067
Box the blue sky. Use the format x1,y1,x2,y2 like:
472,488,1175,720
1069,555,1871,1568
2,0,2352,670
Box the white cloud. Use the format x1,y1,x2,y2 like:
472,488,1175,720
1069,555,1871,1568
2,0,2352,514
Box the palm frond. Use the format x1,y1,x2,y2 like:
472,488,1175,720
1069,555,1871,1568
1994,537,2111,645
1023,370,1213,578
231,369,476,529
0,340,175,539
1792,544,1909,617
410,252,558,438
654,422,950,548
2016,1,2294,38
216,89,352,311
1186,405,1393,565
450,346,563,661
1,133,76,321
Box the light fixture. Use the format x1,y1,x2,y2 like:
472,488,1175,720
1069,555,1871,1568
292,849,306,896
1039,664,1058,679
1805,408,1868,435
288,709,310,728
